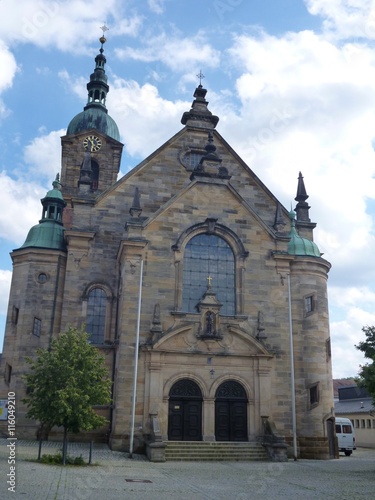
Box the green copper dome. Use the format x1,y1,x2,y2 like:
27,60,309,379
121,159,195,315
20,221,66,251
67,108,120,141
287,210,321,257
19,175,67,252
66,36,120,142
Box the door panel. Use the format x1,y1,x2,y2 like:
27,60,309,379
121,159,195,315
168,399,184,440
215,401,230,441
215,400,247,441
168,399,202,441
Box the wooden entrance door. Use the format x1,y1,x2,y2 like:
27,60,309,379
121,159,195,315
215,381,248,441
168,379,202,441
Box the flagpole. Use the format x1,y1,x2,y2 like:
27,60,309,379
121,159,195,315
129,258,143,458
287,273,298,460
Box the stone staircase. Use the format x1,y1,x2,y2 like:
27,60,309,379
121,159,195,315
164,441,269,462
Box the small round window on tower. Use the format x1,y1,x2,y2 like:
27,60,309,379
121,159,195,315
37,273,48,284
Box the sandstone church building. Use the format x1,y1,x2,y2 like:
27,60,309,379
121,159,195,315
0,36,335,460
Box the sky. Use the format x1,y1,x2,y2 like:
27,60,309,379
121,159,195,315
1,0,375,379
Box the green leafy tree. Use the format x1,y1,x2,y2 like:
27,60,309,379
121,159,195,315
23,326,111,463
355,326,375,402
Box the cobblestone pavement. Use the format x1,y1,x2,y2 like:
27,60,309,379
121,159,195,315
1,440,374,500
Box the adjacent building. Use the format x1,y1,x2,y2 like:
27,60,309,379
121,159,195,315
335,385,375,448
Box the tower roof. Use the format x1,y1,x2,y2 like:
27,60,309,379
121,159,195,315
66,35,120,141
18,175,67,251
287,210,320,257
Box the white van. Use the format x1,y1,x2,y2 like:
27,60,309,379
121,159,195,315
335,417,355,456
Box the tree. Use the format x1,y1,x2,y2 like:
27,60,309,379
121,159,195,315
355,326,375,402
23,326,111,464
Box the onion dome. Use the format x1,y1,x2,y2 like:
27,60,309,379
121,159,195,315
19,175,67,251
287,210,320,257
66,35,120,141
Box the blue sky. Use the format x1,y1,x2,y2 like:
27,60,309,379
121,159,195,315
1,0,375,378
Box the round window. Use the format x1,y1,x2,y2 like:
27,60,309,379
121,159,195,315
37,273,48,284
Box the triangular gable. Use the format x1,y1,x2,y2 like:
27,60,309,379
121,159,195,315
143,177,277,238
153,323,273,358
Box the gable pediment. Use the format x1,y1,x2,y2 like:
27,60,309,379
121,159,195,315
152,323,273,358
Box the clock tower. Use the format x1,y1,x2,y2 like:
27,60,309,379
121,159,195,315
60,34,123,199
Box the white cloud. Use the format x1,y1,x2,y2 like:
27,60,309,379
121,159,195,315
23,129,66,180
0,41,19,120
0,0,141,53
306,0,375,39
148,0,166,15
108,79,188,157
0,271,12,316
115,31,221,72
0,172,44,245
219,31,375,291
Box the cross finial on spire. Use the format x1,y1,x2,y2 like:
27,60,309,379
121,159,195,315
99,25,109,47
207,275,212,289
197,70,205,86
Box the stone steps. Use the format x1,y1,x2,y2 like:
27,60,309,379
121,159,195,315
164,441,269,461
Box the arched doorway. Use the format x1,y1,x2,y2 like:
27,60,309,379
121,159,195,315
215,380,248,441
168,379,203,441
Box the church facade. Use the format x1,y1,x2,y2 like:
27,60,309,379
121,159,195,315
0,37,335,459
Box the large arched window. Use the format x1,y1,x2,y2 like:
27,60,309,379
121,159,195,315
182,234,235,315
86,287,107,344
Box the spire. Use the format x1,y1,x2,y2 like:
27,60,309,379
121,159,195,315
66,29,120,141
84,31,109,113
129,187,142,217
273,202,286,233
181,74,219,129
294,171,311,222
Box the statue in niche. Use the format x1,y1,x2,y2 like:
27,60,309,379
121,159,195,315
206,311,215,335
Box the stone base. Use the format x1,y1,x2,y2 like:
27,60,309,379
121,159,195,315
263,442,288,462
146,441,166,462
285,436,333,459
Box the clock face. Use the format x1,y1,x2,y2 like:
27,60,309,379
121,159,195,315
83,135,102,152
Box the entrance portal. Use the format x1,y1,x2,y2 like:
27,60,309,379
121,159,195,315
168,379,202,441
215,380,248,441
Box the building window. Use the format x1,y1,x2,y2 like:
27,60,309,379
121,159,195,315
33,317,41,337
367,419,371,429
4,363,12,384
309,383,319,408
361,419,365,428
304,294,315,315
91,160,99,191
37,273,48,284
182,234,235,316
355,419,359,428
11,306,19,325
86,288,107,344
